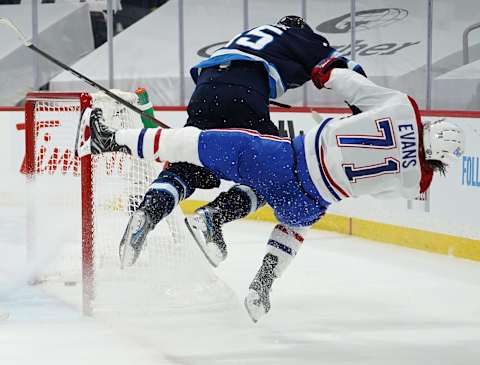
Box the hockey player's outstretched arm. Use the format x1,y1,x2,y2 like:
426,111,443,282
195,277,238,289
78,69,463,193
326,69,401,111
311,59,401,112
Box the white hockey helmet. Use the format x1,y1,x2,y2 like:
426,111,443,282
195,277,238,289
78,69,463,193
423,119,465,164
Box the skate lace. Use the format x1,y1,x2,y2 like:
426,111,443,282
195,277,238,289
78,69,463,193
249,253,278,311
130,212,153,250
199,208,227,253
200,209,215,241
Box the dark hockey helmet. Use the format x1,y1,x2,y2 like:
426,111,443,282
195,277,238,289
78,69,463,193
277,15,311,30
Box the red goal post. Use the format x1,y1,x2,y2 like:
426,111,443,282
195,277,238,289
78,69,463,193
25,92,95,314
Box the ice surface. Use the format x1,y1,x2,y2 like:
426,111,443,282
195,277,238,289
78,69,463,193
1,213,480,365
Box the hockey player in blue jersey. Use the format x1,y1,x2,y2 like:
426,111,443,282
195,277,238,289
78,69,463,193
121,15,366,266
83,58,464,322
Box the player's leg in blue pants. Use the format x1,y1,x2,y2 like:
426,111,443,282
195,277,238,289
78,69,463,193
195,128,329,321
197,129,327,227
112,125,329,230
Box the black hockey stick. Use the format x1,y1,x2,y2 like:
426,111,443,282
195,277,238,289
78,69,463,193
269,100,292,108
0,17,170,129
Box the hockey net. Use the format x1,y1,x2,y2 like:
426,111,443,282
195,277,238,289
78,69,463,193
24,91,232,316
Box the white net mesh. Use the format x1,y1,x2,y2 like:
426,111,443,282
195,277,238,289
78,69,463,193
27,91,233,315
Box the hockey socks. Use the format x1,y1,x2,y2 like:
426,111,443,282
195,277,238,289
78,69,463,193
245,224,307,322
265,224,306,278
204,185,264,225
139,172,191,225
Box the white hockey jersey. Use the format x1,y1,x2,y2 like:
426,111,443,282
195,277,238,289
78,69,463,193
304,69,433,203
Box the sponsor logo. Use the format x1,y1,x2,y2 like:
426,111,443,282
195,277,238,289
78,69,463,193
461,155,480,187
453,146,463,158
17,120,127,177
197,7,418,60
331,39,420,58
197,38,419,59
197,41,228,59
17,120,81,176
316,8,409,34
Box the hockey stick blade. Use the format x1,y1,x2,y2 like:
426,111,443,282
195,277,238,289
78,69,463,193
0,17,31,46
269,100,292,108
0,17,169,129
184,217,219,268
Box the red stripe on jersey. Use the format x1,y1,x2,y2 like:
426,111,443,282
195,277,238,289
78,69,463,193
320,146,350,198
209,128,291,142
153,128,162,162
408,96,433,193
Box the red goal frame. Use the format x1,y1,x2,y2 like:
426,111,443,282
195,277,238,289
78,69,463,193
24,92,95,315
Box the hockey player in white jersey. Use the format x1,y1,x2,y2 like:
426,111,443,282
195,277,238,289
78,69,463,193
84,58,465,322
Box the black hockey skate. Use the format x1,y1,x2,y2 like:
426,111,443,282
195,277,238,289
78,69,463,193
184,207,227,267
88,107,131,155
119,208,154,268
244,253,278,323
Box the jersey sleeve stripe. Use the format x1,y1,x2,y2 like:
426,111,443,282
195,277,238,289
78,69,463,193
312,118,349,201
153,129,162,163
190,49,286,98
320,146,350,198
137,128,147,158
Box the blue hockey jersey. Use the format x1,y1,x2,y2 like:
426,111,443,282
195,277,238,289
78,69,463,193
190,23,360,99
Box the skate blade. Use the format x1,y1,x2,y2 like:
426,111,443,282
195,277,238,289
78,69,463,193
119,213,144,269
244,290,267,323
119,241,136,269
244,297,258,323
244,296,268,323
184,217,219,268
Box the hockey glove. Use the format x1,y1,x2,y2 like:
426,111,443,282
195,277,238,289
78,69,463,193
311,57,349,89
311,57,367,90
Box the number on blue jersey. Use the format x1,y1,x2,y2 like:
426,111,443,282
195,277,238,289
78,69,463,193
228,25,284,51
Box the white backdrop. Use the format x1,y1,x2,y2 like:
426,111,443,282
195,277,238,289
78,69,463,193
47,0,480,109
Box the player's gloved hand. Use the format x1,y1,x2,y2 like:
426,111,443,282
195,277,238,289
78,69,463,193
311,57,348,89
311,56,367,90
